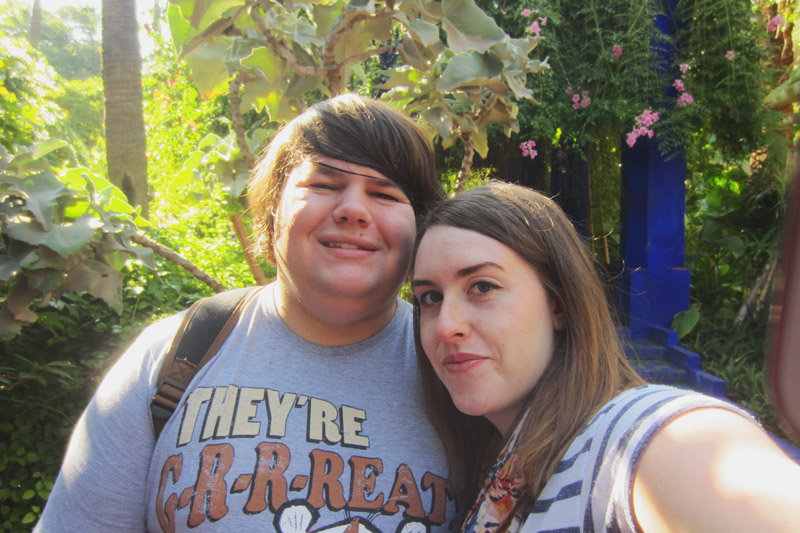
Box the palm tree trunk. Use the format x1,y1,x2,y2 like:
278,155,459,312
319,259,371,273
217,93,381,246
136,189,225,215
28,0,42,49
102,0,149,217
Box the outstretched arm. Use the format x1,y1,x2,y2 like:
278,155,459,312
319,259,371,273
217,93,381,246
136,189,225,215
632,407,800,532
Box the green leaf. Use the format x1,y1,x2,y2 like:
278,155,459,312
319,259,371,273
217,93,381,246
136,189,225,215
131,245,155,270
441,0,506,53
59,168,90,191
241,47,284,87
285,74,323,99
8,172,66,231
22,489,35,500
60,260,124,314
105,195,134,215
5,216,97,258
25,268,66,292
718,235,746,257
438,51,502,91
421,106,453,139
408,19,440,47
334,17,393,63
31,139,68,160
672,304,700,339
0,242,37,282
505,70,533,100
398,37,429,71
293,18,325,49
22,512,37,524
313,3,342,37
186,40,232,97
377,67,424,90
168,3,196,50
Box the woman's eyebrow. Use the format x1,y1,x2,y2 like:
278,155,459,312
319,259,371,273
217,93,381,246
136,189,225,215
411,262,503,288
456,262,502,277
314,161,399,189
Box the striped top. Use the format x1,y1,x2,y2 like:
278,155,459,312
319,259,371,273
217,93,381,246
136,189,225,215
518,385,750,533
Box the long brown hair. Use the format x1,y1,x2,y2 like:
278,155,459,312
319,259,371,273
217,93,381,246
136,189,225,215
248,94,444,263
413,181,644,503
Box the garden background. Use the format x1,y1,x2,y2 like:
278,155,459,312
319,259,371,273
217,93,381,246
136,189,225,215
1,0,799,529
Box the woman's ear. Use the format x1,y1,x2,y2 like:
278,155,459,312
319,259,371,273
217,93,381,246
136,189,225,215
550,295,567,331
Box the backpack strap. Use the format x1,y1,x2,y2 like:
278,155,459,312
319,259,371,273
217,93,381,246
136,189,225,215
150,286,261,439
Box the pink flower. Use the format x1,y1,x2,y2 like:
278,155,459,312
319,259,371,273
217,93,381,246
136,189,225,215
673,78,685,92
679,63,690,73
677,92,694,106
612,44,623,60
571,90,591,110
520,140,537,159
522,8,532,16
725,50,735,60
565,86,573,94
527,20,541,36
539,16,547,26
769,15,783,33
626,109,661,147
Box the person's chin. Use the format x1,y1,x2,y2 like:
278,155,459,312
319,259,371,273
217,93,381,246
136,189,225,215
316,275,397,302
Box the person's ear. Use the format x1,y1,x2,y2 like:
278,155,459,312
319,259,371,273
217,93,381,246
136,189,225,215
550,295,567,332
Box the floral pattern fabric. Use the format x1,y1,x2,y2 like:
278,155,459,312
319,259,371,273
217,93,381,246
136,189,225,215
460,415,528,533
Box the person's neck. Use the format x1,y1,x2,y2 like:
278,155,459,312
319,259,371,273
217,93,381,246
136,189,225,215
272,281,398,346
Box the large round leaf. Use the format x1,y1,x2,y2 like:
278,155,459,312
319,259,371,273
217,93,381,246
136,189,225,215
441,0,505,53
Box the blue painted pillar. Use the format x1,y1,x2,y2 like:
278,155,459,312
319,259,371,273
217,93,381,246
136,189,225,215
616,0,690,336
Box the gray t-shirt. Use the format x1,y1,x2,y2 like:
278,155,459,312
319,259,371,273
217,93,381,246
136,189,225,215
37,285,457,532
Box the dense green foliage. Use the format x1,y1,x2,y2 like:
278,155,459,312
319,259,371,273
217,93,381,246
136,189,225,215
0,0,796,529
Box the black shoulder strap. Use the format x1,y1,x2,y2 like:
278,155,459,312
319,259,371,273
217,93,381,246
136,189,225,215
150,286,261,438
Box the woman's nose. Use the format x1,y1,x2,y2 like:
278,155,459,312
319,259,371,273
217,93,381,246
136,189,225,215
435,297,469,342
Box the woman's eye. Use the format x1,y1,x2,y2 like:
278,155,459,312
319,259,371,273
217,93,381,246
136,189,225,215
310,182,337,190
418,291,443,306
471,280,499,295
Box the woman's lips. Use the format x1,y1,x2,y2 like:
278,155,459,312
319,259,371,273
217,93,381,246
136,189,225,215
441,353,486,374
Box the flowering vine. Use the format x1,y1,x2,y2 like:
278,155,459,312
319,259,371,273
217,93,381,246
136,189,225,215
566,86,591,109
672,62,694,107
521,7,547,37
626,109,659,147
519,140,538,159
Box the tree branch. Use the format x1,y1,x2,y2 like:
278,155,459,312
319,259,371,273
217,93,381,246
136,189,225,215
342,44,393,68
474,93,500,125
735,257,778,325
454,129,475,194
230,213,270,286
131,233,226,293
250,10,323,77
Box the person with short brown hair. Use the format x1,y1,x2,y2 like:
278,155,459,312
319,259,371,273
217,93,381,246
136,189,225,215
38,95,455,532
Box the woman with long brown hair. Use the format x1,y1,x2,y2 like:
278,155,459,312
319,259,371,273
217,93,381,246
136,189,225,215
412,181,800,531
